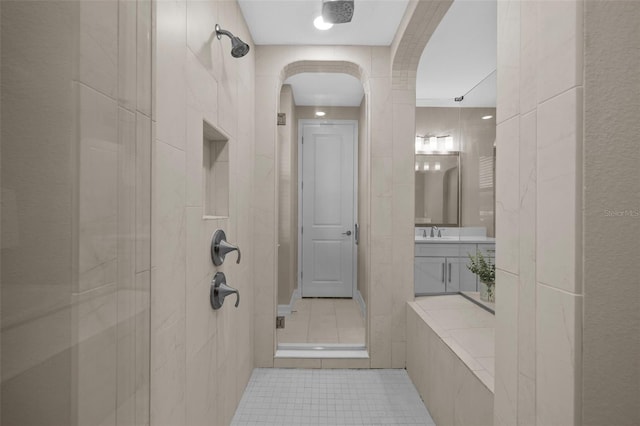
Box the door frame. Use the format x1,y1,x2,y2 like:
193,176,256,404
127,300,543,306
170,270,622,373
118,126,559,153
297,119,358,298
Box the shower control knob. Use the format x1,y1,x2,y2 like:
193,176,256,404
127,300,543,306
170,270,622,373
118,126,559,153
211,229,241,266
342,230,352,236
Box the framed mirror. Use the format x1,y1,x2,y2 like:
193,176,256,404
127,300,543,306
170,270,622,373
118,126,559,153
414,153,460,226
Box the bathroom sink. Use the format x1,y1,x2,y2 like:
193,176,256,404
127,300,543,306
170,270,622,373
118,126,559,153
415,236,460,241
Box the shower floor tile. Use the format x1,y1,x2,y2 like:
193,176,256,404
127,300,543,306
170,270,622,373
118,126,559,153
277,298,365,345
231,368,435,426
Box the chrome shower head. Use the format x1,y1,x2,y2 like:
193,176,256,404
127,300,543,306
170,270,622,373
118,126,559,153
215,24,250,58
322,0,354,24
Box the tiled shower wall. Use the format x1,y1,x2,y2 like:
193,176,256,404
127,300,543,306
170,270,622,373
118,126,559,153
494,0,585,424
1,0,152,424
152,0,255,425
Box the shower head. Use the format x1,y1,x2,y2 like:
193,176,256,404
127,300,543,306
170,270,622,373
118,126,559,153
215,24,250,58
322,0,354,24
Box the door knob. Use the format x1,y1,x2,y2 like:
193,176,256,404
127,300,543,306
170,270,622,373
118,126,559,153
211,229,241,266
342,230,352,236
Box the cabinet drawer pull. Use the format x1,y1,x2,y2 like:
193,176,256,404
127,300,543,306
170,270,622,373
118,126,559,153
441,263,445,283
448,262,452,282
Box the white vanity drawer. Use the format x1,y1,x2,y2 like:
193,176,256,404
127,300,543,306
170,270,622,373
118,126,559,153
457,245,477,258
415,244,457,257
477,244,496,258
415,244,477,257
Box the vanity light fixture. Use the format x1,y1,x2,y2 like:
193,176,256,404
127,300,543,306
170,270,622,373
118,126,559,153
315,111,326,117
429,137,438,151
482,115,493,120
423,163,429,171
415,162,419,171
445,136,454,151
314,15,333,30
435,162,441,171
415,136,425,152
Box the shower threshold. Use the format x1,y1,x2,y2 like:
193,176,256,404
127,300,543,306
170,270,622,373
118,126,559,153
276,343,369,359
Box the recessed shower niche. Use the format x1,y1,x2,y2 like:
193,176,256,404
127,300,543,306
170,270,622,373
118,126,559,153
202,121,229,218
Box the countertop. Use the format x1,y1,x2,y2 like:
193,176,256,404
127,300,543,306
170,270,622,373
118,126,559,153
414,236,496,244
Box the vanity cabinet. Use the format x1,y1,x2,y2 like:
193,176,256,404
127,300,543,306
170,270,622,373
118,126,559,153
414,241,495,295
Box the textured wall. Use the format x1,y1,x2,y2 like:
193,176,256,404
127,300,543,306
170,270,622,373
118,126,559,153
152,0,255,424
1,0,152,424
581,2,640,425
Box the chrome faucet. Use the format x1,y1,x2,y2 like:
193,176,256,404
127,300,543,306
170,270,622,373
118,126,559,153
422,229,427,238
430,226,442,238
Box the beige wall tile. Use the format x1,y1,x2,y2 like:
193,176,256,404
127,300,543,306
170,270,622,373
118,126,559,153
78,85,119,293
136,113,152,273
156,0,187,150
79,0,118,98
370,315,392,368
137,0,153,116
118,0,137,110
186,339,216,426
151,319,186,426
428,336,455,426
536,88,582,294
519,0,537,115
536,284,582,426
497,0,520,123
494,270,518,426
495,117,520,275
536,0,583,103
453,360,494,426
152,140,187,331
186,0,221,79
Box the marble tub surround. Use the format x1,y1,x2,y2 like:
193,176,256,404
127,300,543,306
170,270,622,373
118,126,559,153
411,295,495,390
407,297,494,426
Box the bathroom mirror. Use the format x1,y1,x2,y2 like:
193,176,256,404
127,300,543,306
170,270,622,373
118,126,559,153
415,153,460,226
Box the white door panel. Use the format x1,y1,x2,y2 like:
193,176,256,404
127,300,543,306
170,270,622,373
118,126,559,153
301,122,356,298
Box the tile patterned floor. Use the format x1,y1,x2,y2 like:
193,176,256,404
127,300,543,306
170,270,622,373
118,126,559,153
231,369,435,426
277,298,365,345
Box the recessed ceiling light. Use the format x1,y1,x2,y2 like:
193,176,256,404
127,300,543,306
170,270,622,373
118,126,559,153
313,15,333,30
482,115,493,120
315,111,326,117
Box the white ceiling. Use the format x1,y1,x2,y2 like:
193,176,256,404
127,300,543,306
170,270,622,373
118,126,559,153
238,0,410,46
284,73,365,107
238,0,496,108
416,0,496,107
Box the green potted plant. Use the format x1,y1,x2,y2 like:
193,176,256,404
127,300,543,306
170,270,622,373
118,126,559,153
467,252,495,302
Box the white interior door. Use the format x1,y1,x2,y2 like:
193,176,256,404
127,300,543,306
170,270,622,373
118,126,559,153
301,122,356,298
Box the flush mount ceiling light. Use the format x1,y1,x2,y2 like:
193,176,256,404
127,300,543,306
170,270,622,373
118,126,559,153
322,0,354,23
482,115,494,120
313,15,333,30
315,111,326,117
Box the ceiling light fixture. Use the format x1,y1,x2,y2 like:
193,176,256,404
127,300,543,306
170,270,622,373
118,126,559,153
482,115,493,120
315,111,326,117
313,15,333,30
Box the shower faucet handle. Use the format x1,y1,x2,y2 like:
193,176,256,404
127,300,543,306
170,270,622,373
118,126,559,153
211,229,241,266
210,272,240,310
